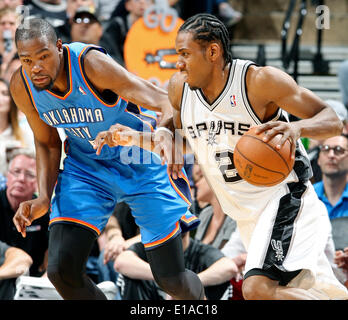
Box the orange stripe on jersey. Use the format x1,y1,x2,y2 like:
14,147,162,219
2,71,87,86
124,109,155,132
144,221,180,249
63,138,69,154
78,45,119,107
180,214,198,224
167,168,191,206
46,46,73,100
49,217,101,235
134,104,158,123
21,68,39,113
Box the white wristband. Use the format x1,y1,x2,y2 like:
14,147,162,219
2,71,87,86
154,127,174,138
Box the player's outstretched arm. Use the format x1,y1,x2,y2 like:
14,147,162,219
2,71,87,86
83,49,173,125
10,69,61,237
93,123,191,179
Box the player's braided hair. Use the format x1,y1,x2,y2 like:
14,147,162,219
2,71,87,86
179,13,232,66
15,18,57,46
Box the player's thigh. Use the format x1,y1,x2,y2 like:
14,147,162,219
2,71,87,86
50,168,117,236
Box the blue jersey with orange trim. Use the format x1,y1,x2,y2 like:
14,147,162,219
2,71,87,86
21,42,157,160
20,42,199,246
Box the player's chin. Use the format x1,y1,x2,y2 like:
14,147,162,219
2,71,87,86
33,79,53,91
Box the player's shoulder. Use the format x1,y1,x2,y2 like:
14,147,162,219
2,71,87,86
246,64,295,95
247,64,291,84
9,66,25,95
168,71,186,111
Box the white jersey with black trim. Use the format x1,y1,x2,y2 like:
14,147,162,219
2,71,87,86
180,59,310,222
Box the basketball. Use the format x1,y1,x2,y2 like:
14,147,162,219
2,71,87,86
234,127,295,187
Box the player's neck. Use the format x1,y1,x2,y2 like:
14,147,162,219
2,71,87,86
51,51,68,93
201,62,230,104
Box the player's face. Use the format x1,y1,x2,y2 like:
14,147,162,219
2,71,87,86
317,136,348,177
175,31,213,90
17,37,62,91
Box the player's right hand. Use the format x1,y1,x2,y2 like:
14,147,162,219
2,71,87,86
93,124,137,155
13,198,50,238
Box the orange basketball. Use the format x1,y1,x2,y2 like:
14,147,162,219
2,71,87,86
233,127,295,187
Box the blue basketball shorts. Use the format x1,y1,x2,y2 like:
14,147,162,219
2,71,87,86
49,150,200,249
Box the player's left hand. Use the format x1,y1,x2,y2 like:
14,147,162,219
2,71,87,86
254,121,300,159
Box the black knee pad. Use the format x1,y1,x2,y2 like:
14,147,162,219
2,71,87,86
47,250,84,289
155,269,205,300
47,224,97,289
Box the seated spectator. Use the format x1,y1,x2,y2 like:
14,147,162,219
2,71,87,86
314,134,348,220
338,59,348,110
3,53,20,83
70,6,103,45
55,0,98,44
0,78,34,175
335,247,348,288
0,172,6,189
0,0,23,10
97,202,140,286
98,0,120,21
220,227,247,300
0,240,32,300
114,232,238,300
0,148,49,277
192,163,236,249
306,99,348,184
25,0,67,28
171,0,242,27
99,0,153,66
0,7,18,78
314,134,348,288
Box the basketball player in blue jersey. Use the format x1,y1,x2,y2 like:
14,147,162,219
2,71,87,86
10,18,204,300
96,14,348,299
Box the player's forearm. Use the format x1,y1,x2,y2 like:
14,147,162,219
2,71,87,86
34,139,61,201
293,106,343,140
198,258,237,286
135,128,191,155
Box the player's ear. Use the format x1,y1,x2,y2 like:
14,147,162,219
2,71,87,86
208,42,221,62
56,39,63,52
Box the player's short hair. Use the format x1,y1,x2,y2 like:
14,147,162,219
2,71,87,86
15,18,57,46
178,13,232,66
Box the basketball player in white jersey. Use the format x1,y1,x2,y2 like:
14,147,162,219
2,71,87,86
94,14,348,299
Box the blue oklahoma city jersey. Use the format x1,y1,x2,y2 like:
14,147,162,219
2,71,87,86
21,42,156,160
21,42,199,248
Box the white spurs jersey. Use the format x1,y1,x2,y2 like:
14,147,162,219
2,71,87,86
181,59,312,221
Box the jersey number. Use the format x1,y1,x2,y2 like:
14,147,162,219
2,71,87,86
215,150,242,183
